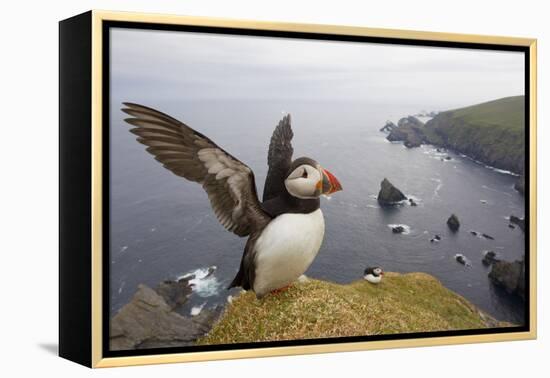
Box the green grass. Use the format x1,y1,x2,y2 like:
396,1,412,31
450,96,525,131
197,273,510,345
424,96,525,173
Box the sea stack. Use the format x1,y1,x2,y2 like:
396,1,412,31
377,178,407,206
447,214,460,232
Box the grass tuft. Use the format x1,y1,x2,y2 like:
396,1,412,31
198,273,511,344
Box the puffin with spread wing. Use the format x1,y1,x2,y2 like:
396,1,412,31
122,103,342,298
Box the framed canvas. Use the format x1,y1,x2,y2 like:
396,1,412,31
59,10,537,368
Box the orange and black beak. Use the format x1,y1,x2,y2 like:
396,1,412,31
320,168,343,195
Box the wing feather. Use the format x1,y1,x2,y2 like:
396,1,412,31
122,102,270,237
262,115,294,201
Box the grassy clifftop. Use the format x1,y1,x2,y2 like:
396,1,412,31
198,273,509,344
424,95,525,173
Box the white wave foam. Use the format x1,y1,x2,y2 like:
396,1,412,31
190,302,206,316
484,165,519,176
179,266,221,298
388,224,411,235
430,178,443,198
118,281,125,294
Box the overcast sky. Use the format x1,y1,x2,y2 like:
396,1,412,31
111,28,524,110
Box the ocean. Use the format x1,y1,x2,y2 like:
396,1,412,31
109,99,525,324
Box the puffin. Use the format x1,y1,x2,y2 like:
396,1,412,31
122,103,343,298
364,267,384,284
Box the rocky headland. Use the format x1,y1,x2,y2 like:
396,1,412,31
380,96,525,194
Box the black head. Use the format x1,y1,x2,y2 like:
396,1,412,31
364,267,384,277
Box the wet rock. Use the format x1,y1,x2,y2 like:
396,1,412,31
489,258,525,299
510,215,525,232
482,251,499,266
430,234,441,243
392,226,405,234
455,254,469,266
447,214,460,232
482,233,495,240
377,178,407,206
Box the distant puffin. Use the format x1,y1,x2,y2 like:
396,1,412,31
122,103,343,298
364,267,384,284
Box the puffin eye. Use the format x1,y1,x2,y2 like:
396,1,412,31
301,169,308,178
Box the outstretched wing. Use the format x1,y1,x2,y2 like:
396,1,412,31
122,102,270,237
262,114,294,202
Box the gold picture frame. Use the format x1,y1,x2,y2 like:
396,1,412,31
59,10,537,368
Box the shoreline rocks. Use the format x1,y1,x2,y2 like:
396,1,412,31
109,277,222,351
482,251,499,266
385,116,425,148
377,178,407,206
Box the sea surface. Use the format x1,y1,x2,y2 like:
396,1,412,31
110,100,526,324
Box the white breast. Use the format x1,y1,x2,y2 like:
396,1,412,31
253,208,325,297
364,274,382,284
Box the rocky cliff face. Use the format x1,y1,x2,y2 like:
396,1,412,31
422,96,525,175
110,277,221,351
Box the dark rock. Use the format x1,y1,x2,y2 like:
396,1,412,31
377,178,407,206
430,234,441,243
508,224,516,229
514,175,525,196
489,258,525,299
110,283,222,351
455,254,469,266
409,198,417,206
482,251,499,266
155,277,194,309
510,215,525,232
481,233,495,240
392,226,405,234
447,214,460,232
386,116,425,148
470,230,478,236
